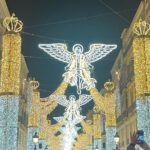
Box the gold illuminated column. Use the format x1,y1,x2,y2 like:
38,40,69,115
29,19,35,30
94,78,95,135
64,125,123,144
86,135,93,150
28,80,40,128
133,20,148,97
93,106,102,150
0,13,23,96
38,115,47,150
27,80,40,150
133,19,150,143
104,81,117,150
0,14,23,150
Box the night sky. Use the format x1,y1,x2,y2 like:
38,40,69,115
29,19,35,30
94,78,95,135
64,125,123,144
6,0,141,120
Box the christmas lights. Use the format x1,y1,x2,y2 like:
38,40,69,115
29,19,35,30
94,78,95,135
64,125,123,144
133,38,147,97
106,127,116,150
39,43,117,94
0,14,22,96
104,81,116,127
52,94,93,108
133,20,150,144
40,81,68,115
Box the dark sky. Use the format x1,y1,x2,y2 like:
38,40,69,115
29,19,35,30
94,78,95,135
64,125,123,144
6,0,141,119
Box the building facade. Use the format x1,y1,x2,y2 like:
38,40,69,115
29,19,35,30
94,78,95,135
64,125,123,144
111,0,150,149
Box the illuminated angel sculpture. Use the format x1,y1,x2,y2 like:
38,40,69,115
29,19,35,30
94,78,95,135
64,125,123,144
39,43,117,94
53,95,92,124
52,95,91,150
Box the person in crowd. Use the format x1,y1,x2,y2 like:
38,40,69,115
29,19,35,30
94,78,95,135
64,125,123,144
127,132,150,150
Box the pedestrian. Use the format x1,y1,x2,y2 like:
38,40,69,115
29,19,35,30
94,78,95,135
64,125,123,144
127,132,150,150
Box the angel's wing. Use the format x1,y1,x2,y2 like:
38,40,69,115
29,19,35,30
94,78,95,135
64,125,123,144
77,95,93,107
38,43,72,63
85,44,117,63
51,95,69,107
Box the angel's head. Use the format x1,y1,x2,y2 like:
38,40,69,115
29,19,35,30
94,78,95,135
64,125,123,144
69,95,76,101
73,44,83,54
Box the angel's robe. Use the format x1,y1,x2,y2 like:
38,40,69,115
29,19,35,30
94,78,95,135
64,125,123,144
63,53,96,94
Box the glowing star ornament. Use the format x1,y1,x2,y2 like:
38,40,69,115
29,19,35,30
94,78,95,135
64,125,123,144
39,43,117,94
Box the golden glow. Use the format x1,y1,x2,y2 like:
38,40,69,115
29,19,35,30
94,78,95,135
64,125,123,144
28,106,39,127
28,79,68,135
0,14,23,96
73,133,88,150
133,20,150,97
93,113,101,139
87,135,92,146
90,83,116,128
81,120,93,136
90,88,105,110
30,79,40,90
133,38,147,97
93,106,101,139
145,38,150,93
39,128,47,140
28,80,40,127
104,81,115,92
133,19,150,36
104,93,116,127
46,138,51,147
3,13,23,33
40,81,68,115
39,115,47,140
0,33,21,96
104,81,116,127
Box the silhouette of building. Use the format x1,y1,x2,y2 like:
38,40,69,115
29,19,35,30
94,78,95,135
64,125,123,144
111,0,150,149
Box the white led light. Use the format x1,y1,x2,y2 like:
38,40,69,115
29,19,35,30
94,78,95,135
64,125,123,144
39,43,117,95
51,94,93,108
53,94,90,150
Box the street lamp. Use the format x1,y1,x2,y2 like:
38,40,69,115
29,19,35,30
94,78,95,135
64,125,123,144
33,132,39,150
114,132,120,150
45,145,48,150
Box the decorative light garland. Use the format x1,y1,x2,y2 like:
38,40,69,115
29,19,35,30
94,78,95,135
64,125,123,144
40,81,68,115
